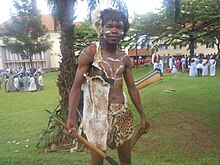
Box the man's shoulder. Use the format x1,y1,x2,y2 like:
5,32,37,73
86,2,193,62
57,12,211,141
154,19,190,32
87,43,97,50
79,44,96,60
117,48,127,56
82,44,97,55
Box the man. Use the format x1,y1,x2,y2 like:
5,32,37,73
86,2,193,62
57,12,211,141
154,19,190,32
202,57,209,76
65,8,149,165
37,72,43,90
168,56,173,69
209,57,216,76
13,75,20,91
154,60,160,71
181,55,186,72
196,60,203,77
189,59,196,77
28,74,37,92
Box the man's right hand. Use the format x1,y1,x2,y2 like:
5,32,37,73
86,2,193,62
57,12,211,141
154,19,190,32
64,119,78,139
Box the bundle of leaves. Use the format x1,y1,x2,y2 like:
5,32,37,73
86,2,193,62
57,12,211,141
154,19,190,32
36,106,72,152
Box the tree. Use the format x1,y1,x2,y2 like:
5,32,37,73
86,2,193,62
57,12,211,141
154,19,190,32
154,0,220,56
162,0,181,22
198,0,220,54
127,13,160,63
129,13,163,47
214,0,220,8
1,0,51,73
201,26,220,54
47,0,77,112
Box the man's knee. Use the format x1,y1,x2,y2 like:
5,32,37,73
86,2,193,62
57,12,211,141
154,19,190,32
90,151,104,165
117,141,132,164
119,153,131,164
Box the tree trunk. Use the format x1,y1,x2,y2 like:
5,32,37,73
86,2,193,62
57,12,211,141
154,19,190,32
217,44,220,54
29,53,34,74
217,39,220,54
57,0,77,113
189,37,195,57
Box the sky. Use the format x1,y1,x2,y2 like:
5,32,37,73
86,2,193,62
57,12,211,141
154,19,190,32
0,0,163,24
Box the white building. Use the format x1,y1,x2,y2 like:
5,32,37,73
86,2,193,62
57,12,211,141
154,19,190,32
0,14,61,72
156,43,217,56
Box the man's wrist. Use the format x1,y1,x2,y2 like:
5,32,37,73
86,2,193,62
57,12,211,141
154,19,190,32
139,111,146,118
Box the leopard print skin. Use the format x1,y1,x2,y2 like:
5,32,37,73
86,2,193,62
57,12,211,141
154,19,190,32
107,104,134,149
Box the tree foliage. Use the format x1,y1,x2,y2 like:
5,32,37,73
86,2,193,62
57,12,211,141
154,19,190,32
162,0,181,22
154,0,220,56
74,20,97,52
1,0,52,72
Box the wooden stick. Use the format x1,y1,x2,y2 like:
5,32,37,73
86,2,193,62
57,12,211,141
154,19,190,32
51,117,118,165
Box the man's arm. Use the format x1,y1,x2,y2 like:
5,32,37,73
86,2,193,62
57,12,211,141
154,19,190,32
65,44,96,138
123,56,149,130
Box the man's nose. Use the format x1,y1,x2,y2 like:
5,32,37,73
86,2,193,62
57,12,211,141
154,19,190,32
112,27,118,33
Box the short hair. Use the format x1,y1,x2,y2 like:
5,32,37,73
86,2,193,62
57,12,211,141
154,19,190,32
100,8,129,34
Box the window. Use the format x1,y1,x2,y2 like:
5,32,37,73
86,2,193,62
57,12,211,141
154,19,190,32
206,43,214,48
159,44,168,50
174,45,182,50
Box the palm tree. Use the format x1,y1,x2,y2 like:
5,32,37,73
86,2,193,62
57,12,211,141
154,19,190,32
214,0,220,8
162,0,180,22
47,0,77,113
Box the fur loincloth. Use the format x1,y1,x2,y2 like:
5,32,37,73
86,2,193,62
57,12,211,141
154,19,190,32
107,103,134,149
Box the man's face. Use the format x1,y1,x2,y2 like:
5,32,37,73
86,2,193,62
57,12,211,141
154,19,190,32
103,20,125,45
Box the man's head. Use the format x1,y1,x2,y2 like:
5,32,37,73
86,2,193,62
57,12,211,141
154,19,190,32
100,8,129,35
92,8,129,37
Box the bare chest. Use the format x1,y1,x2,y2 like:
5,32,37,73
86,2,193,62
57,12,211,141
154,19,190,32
100,57,125,79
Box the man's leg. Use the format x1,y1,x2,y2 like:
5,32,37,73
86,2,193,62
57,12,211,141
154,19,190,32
117,139,132,165
200,69,202,76
90,150,104,165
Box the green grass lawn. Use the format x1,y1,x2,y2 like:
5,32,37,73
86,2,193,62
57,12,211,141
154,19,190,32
0,65,219,165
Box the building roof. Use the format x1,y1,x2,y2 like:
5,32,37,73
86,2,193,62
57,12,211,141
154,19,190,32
41,14,55,31
0,14,82,32
0,14,56,32
128,48,152,56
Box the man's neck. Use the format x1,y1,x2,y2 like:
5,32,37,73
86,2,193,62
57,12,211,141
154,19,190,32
101,39,118,52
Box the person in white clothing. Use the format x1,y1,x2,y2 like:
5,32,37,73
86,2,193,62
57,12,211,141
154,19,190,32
29,75,37,92
13,75,20,91
154,61,160,71
209,57,216,76
196,60,203,77
202,58,209,76
171,64,177,73
181,56,186,72
169,56,173,69
38,72,43,90
189,59,196,77
159,59,164,74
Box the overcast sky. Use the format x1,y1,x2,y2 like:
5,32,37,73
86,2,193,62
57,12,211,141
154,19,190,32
0,0,163,24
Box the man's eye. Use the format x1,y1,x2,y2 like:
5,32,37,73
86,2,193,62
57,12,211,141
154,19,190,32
118,26,124,29
105,25,112,28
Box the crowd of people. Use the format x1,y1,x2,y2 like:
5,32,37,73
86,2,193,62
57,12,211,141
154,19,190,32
1,66,43,92
152,53,218,77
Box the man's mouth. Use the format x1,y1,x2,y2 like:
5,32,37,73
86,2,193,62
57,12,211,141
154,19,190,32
109,36,120,40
